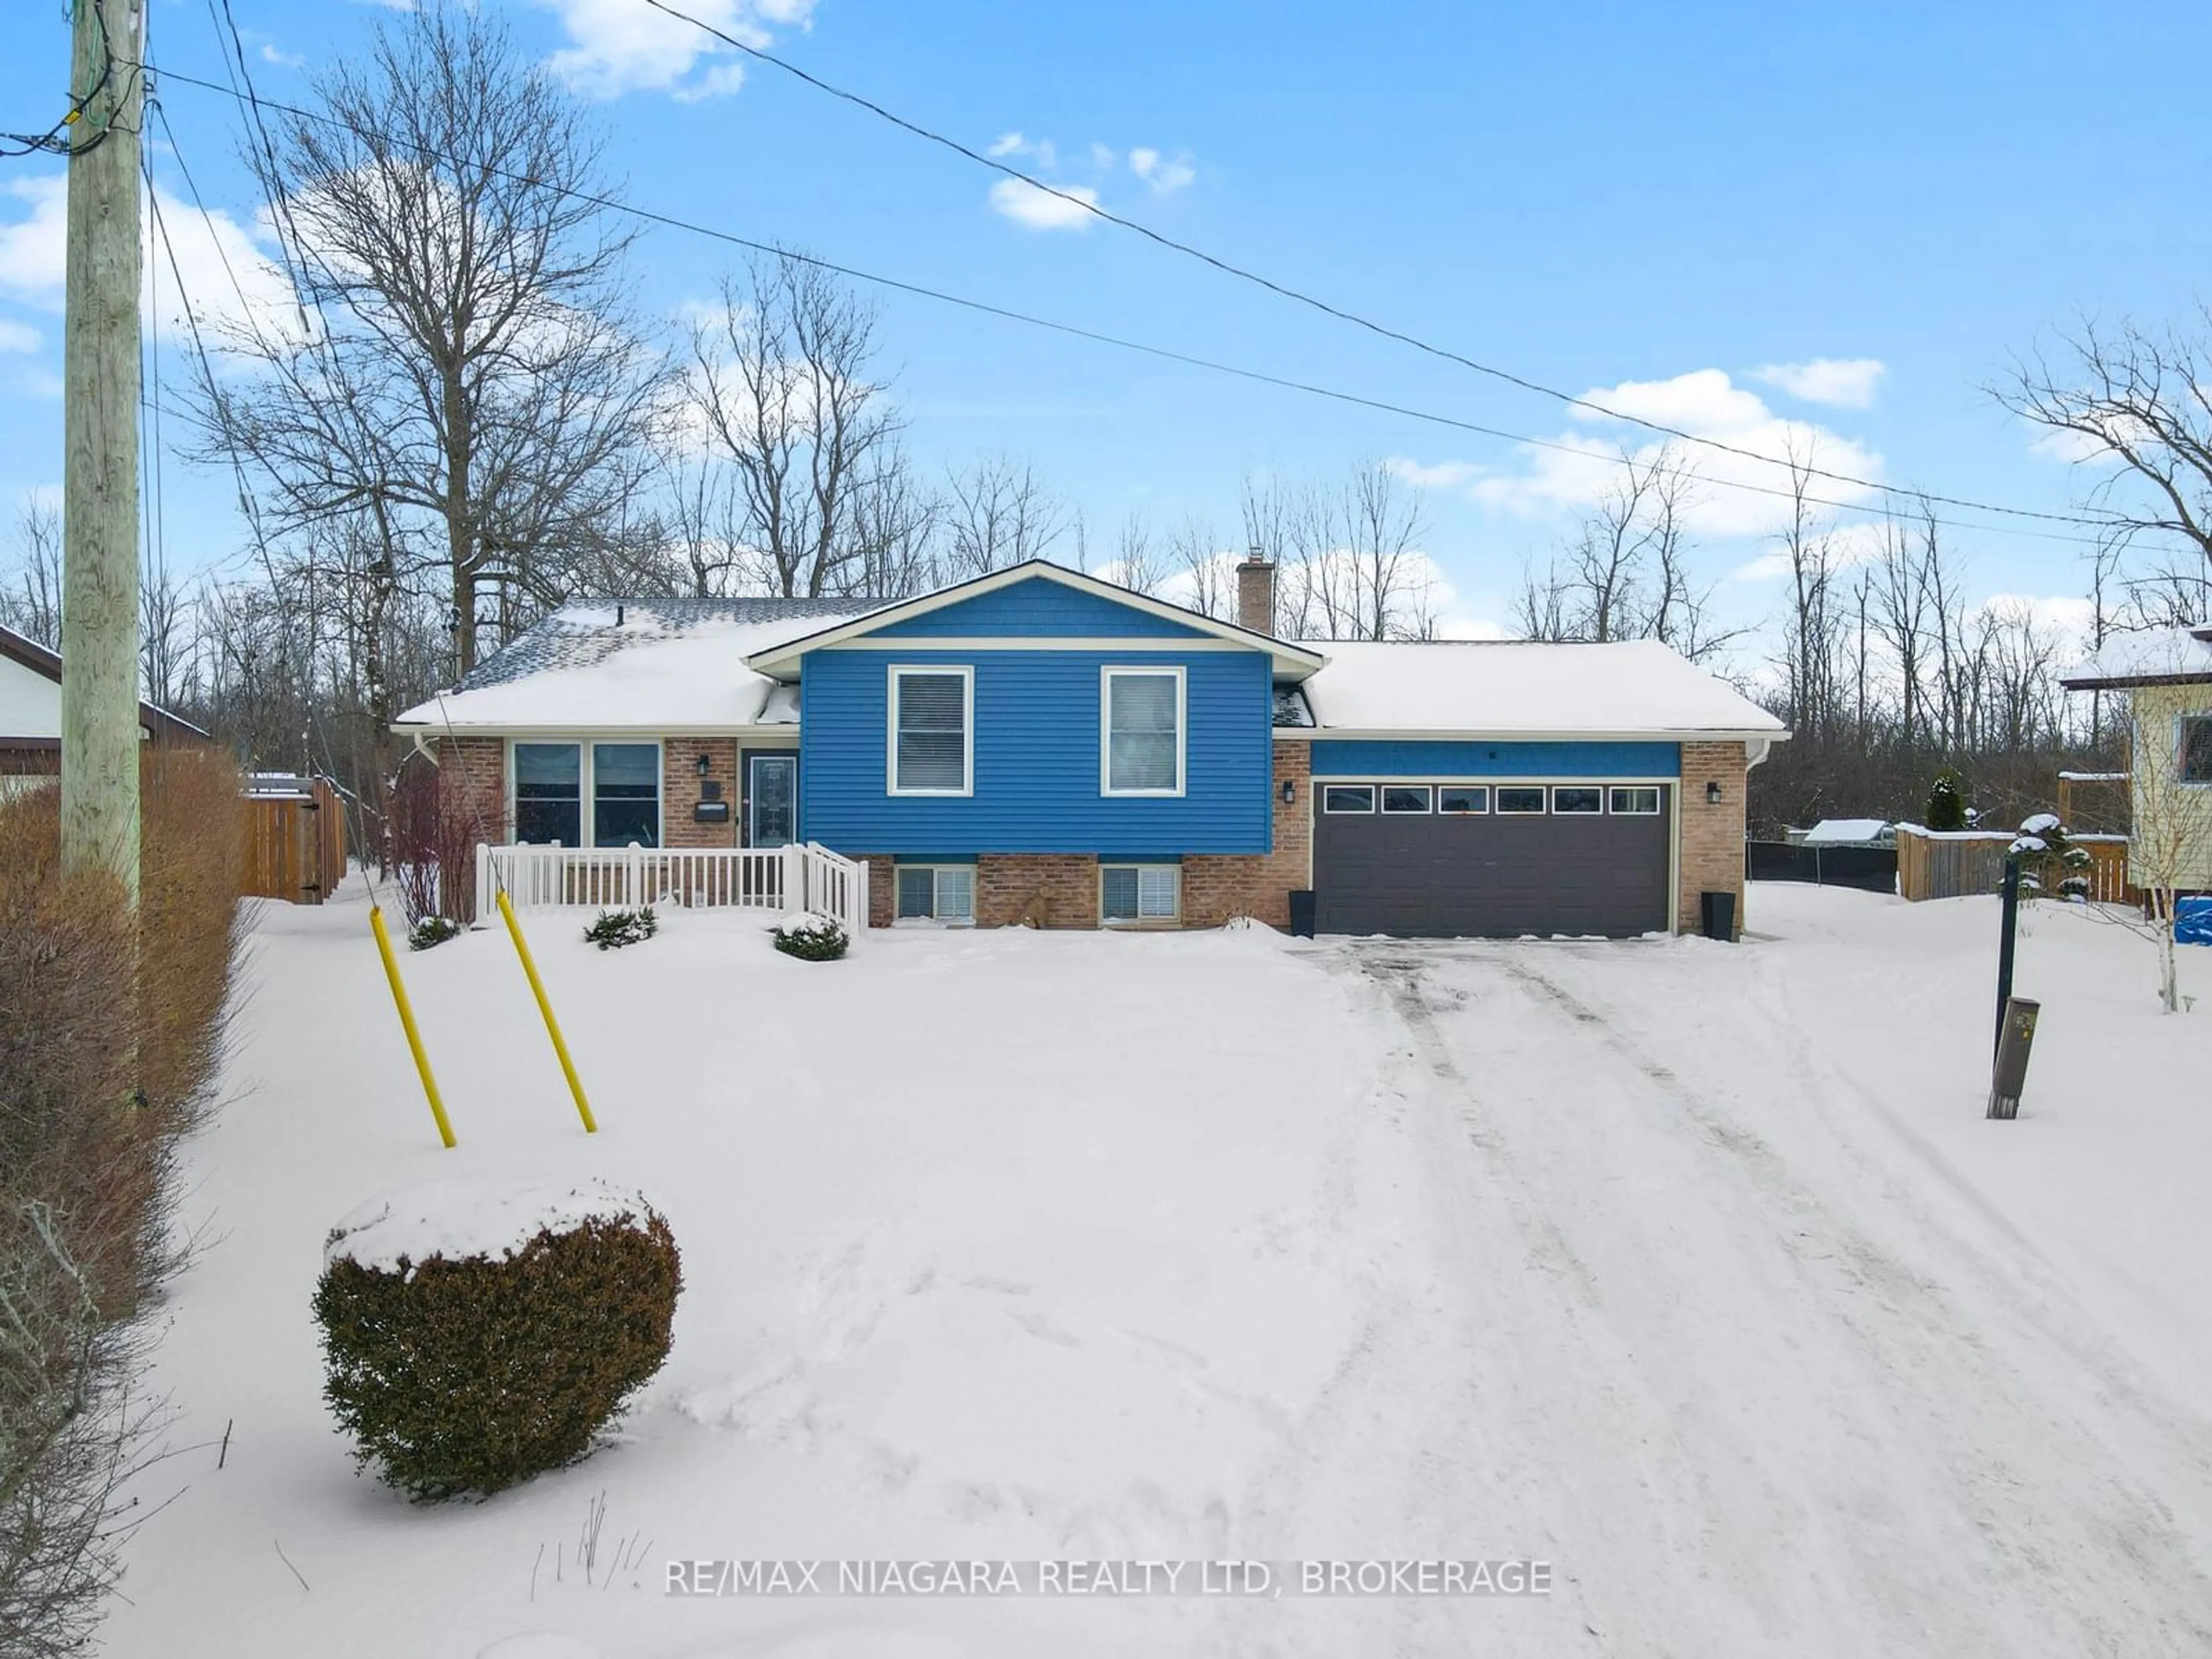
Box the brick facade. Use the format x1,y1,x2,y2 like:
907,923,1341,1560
434,736,507,844
1182,741,1311,927
976,854,1100,927
1677,740,1749,937
664,737,739,849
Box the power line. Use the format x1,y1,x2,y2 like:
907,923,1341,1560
3,0,124,159
134,60,2122,552
639,0,2120,533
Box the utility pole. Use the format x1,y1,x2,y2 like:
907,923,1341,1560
61,0,146,904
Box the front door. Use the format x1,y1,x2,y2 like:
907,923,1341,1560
747,752,797,847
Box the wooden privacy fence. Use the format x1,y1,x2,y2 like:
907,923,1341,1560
241,774,347,904
1895,827,2136,904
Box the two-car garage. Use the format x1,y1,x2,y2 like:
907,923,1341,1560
1311,778,1675,939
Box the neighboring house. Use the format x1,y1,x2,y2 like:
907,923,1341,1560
394,559,1787,937
1796,819,1895,848
2061,626,2212,892
0,622,209,794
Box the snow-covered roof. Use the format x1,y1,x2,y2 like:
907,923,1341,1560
2059,626,2212,689
1802,818,1890,845
394,597,877,730
1290,639,1787,740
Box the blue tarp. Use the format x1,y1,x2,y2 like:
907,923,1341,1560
2178,897,2212,946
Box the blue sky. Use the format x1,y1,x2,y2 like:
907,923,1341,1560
3,0,2209,655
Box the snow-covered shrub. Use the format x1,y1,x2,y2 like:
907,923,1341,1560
2010,812,2093,902
1923,766,1971,832
773,910,848,961
583,906,657,950
313,1182,683,1502
408,915,461,951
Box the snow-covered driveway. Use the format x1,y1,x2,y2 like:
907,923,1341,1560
104,884,2212,1657
1294,930,2212,1656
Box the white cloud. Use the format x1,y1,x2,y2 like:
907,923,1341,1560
258,41,305,69
2027,425,2113,464
1128,146,1196,194
0,175,300,347
1749,357,1887,410
987,131,1026,157
988,177,1098,232
1384,457,1483,490
1728,519,1891,582
539,0,813,101
0,317,39,354
1405,368,1886,540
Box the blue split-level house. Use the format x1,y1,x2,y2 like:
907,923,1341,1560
396,556,1785,938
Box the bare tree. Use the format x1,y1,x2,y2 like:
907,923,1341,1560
687,252,911,597
1169,516,1232,620
1997,309,2212,581
1107,512,1170,596
941,454,1067,578
189,1,663,677
0,503,63,648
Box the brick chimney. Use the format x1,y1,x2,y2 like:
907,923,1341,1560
1236,548,1276,635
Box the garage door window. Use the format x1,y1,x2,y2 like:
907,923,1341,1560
1323,784,1376,813
1382,785,1433,813
1438,786,1489,814
1552,786,1603,815
1497,787,1546,814
1609,786,1662,815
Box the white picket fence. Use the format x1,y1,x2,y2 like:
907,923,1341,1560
475,842,868,939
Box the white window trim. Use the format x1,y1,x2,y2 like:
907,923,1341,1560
1550,785,1605,815
2179,713,2212,787
1381,783,1434,814
1100,862,1181,926
1099,665,1187,797
1437,785,1490,815
1495,786,1550,815
892,862,976,926
1609,786,1663,815
1321,783,1377,813
507,737,665,849
887,664,975,798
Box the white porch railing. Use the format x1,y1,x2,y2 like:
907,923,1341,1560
475,842,868,938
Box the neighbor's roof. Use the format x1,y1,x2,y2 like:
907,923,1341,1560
0,621,210,744
1287,639,1789,740
1802,818,1891,845
392,597,877,731
2058,626,2212,690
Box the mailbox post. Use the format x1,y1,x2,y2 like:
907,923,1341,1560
1987,997,2040,1120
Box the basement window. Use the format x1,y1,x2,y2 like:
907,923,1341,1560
895,864,974,924
1102,864,1180,924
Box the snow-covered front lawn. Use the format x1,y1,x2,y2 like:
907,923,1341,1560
107,882,2212,1657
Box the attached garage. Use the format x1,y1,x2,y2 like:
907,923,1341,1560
1313,779,1673,938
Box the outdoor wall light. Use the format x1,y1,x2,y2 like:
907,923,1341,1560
696,752,713,778
1706,780,1724,805
1281,778,1296,805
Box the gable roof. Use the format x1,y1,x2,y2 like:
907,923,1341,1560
1288,639,1788,741
0,622,210,744
2058,625,2212,691
393,597,878,732
743,560,1328,679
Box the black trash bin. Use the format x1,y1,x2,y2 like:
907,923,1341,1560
1287,889,1317,938
1699,889,1737,942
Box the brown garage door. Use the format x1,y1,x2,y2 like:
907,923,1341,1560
1313,782,1672,938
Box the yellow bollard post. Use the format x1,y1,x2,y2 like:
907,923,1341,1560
497,890,598,1134
369,904,456,1149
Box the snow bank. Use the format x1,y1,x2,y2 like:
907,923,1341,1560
324,1178,657,1275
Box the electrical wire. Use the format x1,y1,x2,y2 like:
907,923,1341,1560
638,0,2122,533
131,62,2124,551
5,0,128,160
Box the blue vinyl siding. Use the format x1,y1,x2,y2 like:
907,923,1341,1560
1308,739,1680,777
800,648,1274,854
870,579,1209,638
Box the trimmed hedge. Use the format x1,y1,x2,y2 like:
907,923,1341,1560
773,912,848,961
312,1207,682,1501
